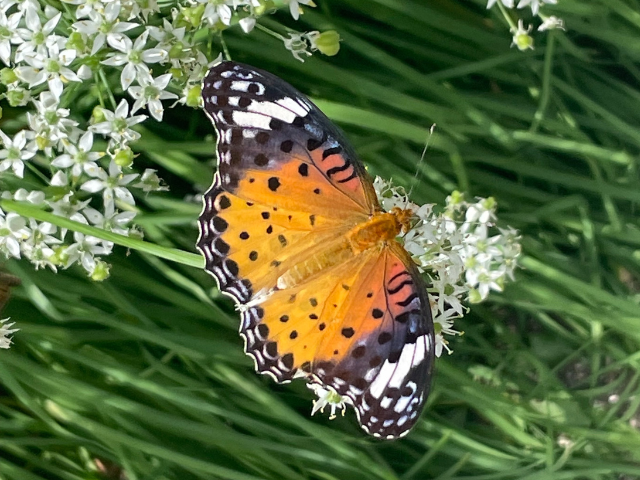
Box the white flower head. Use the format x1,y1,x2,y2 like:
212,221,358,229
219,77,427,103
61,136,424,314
63,0,108,20
52,131,105,178
80,159,138,212
308,383,350,420
133,168,168,192
22,218,61,270
538,16,565,31
128,72,178,121
89,99,147,144
83,205,135,236
0,212,30,258
372,177,520,351
15,42,80,98
283,31,319,62
202,1,232,26
27,91,79,147
0,319,18,349
0,10,24,66
14,9,62,63
511,19,534,51
72,2,139,55
147,17,186,50
0,129,37,178
62,213,112,273
101,29,168,90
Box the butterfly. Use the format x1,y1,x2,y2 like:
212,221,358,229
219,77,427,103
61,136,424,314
197,62,435,439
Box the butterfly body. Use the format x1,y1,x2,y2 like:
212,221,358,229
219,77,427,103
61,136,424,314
198,62,435,439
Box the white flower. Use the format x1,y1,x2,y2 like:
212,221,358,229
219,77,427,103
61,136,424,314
22,218,60,270
511,19,534,51
62,213,112,273
486,0,514,8
147,18,186,50
46,192,91,219
0,130,36,178
83,205,135,235
80,159,138,212
15,42,80,98
308,383,350,420
433,308,462,357
90,99,147,144
128,72,178,121
50,170,68,186
0,0,39,13
101,29,168,90
62,0,107,20
202,1,232,26
430,270,466,317
133,168,167,192
465,260,504,302
14,9,62,63
538,16,565,31
72,2,138,55
287,0,315,20
0,212,30,258
120,0,159,21
0,10,23,66
283,32,314,62
239,16,255,33
28,92,79,146
0,318,18,349
52,131,105,178
517,0,557,16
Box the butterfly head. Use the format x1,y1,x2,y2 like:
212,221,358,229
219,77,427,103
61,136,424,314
390,207,414,235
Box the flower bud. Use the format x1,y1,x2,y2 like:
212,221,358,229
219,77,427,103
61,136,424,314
114,147,134,168
0,68,18,85
314,30,340,56
185,85,201,108
91,261,110,281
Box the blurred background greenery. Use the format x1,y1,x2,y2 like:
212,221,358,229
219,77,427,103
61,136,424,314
3,0,640,478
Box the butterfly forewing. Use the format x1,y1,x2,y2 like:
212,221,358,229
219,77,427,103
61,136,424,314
201,62,377,215
197,61,435,439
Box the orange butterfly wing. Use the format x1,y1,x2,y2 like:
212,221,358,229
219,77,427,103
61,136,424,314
197,62,435,439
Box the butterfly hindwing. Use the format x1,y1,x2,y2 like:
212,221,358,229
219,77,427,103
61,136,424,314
312,241,435,439
238,241,434,439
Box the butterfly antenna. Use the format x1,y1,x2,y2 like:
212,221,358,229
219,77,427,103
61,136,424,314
405,124,436,207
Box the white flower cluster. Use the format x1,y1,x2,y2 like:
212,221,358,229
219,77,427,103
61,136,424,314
0,317,17,348
373,176,521,357
487,0,564,51
0,0,321,280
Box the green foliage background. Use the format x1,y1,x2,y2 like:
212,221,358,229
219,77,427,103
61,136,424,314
3,0,640,478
